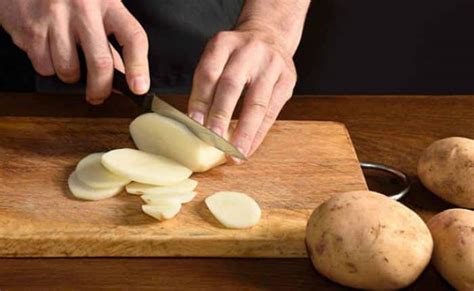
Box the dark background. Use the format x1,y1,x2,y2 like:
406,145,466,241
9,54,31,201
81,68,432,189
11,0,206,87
1,0,474,94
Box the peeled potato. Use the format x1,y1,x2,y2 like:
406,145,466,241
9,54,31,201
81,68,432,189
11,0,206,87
101,148,192,185
126,179,198,195
68,171,123,200
141,192,197,204
142,202,181,221
75,153,130,189
205,191,261,229
130,113,227,172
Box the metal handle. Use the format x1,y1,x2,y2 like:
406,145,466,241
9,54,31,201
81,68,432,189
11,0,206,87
360,162,411,201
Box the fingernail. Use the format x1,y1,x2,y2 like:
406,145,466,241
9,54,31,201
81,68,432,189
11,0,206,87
189,112,204,125
231,147,246,165
87,97,104,105
132,76,149,94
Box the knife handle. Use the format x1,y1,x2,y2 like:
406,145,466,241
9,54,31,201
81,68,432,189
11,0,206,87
76,47,146,106
40,47,146,107
111,69,147,106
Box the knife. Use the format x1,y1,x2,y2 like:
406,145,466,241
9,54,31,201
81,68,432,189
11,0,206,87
112,70,247,160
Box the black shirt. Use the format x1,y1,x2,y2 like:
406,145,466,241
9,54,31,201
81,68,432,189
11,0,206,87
123,0,243,94
1,0,474,94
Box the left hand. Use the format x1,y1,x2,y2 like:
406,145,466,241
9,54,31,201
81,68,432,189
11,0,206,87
187,24,297,163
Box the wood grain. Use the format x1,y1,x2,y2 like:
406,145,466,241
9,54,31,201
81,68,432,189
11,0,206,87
0,117,366,257
0,93,469,290
0,258,452,291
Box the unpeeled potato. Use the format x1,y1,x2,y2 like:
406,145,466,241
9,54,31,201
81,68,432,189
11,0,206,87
306,191,433,289
418,137,474,208
428,209,474,291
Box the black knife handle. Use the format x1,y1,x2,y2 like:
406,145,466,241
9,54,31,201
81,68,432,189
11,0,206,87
111,69,147,106
41,47,146,107
78,48,146,106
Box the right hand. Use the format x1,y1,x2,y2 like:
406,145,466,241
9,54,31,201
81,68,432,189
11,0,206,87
0,0,150,104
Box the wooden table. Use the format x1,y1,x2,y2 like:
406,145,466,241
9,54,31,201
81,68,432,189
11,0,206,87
0,93,472,290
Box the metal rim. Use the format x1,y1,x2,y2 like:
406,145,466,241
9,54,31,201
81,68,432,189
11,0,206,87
360,162,411,201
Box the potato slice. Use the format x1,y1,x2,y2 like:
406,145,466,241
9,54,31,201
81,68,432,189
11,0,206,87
130,113,228,172
76,153,130,189
101,148,192,185
142,202,181,221
126,179,198,195
205,191,261,229
141,191,197,204
68,171,123,200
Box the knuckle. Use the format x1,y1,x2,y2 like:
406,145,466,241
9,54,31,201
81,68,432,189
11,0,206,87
205,33,229,55
23,26,45,45
212,31,232,45
218,74,242,92
209,108,232,123
195,64,220,84
189,98,211,112
248,38,266,52
126,63,148,75
71,0,90,11
265,105,281,121
125,26,148,46
45,0,63,15
57,63,80,81
268,52,283,67
248,98,268,112
237,131,253,144
90,56,113,71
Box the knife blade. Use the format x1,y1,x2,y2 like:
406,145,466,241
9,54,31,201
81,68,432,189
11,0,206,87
112,69,247,160
150,96,247,160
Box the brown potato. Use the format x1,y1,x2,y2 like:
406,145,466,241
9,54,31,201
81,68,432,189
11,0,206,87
418,137,474,208
306,191,433,289
428,209,474,291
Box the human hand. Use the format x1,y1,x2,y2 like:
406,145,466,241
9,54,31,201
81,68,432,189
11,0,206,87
188,23,297,163
0,0,149,104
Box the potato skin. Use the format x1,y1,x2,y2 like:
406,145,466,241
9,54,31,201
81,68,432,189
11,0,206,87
428,209,474,291
418,137,474,208
306,191,433,289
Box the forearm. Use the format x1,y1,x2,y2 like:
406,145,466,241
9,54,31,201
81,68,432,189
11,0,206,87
236,0,311,55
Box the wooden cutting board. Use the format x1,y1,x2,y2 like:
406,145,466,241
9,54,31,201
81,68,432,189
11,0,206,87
0,117,367,257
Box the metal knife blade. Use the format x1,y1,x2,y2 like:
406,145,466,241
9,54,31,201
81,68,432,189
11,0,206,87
110,69,246,160
151,95,247,160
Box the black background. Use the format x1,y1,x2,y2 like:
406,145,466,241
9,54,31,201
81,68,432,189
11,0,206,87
1,0,474,94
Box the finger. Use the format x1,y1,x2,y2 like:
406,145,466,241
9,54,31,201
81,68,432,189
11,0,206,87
110,44,126,95
229,63,281,162
248,73,295,157
206,49,253,137
110,44,125,73
188,33,233,124
77,10,114,105
104,3,149,94
27,30,55,76
49,19,80,83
